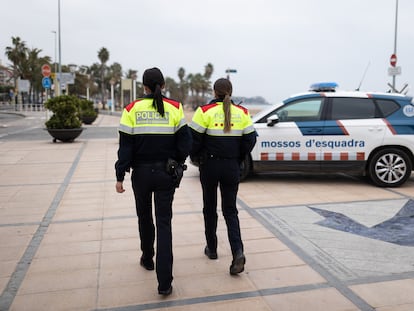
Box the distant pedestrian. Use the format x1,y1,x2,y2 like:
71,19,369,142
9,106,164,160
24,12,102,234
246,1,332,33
115,67,191,295
8,89,14,104
189,78,257,275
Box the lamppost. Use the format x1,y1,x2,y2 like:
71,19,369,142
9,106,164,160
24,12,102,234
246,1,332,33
110,78,116,114
58,0,62,96
51,30,58,96
131,71,137,100
225,68,237,80
387,0,401,92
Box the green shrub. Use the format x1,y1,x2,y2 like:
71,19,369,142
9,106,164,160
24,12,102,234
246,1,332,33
44,95,82,129
78,99,98,118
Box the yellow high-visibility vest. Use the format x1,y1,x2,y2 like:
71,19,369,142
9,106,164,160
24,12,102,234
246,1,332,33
190,101,255,136
119,97,186,135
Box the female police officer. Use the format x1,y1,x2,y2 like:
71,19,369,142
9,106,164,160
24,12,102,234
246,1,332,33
189,78,257,275
115,67,191,295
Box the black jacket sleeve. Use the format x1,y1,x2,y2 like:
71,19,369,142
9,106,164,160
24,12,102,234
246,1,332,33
115,131,134,182
175,124,192,163
189,127,205,158
240,130,257,159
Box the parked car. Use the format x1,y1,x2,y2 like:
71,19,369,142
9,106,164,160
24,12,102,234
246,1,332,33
240,82,414,187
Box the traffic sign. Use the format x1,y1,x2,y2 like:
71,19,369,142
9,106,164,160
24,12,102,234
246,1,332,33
42,64,51,77
388,66,401,76
42,77,52,89
390,54,397,67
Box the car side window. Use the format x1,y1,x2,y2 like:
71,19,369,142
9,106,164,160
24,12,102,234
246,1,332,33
256,99,323,123
330,98,376,120
375,99,400,117
275,99,323,122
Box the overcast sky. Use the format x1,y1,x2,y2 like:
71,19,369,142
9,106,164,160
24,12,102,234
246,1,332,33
1,0,413,104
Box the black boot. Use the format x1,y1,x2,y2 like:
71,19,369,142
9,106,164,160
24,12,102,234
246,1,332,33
204,246,218,260
140,257,154,271
229,250,245,275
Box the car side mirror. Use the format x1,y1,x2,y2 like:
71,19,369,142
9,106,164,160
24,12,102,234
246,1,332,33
267,114,279,127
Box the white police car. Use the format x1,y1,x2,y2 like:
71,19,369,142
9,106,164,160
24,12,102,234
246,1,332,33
240,82,414,187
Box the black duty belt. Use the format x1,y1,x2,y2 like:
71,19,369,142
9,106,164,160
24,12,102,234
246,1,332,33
207,154,236,160
134,161,166,169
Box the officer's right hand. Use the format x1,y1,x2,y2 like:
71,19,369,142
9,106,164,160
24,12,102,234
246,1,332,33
116,181,125,193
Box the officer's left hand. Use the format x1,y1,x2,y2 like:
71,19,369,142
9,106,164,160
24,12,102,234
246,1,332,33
116,181,125,193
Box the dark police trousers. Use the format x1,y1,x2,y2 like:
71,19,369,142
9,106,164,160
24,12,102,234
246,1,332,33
199,157,243,255
131,163,175,291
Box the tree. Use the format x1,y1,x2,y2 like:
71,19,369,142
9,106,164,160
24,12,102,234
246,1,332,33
5,36,27,93
177,67,188,105
97,47,109,109
178,67,185,81
201,63,214,101
108,62,123,107
165,77,180,100
71,66,98,99
21,48,51,103
204,63,214,80
186,73,205,109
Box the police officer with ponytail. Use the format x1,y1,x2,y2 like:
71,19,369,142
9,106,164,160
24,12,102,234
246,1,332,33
189,78,257,275
115,67,191,295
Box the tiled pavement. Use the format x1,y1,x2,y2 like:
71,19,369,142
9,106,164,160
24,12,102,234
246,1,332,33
1,110,414,310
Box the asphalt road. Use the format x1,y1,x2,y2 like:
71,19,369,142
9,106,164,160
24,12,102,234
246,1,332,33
0,111,119,141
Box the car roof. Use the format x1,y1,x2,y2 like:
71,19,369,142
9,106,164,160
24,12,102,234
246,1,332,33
252,90,413,123
284,90,411,102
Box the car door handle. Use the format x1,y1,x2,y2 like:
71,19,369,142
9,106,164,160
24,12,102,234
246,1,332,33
368,127,384,132
306,128,323,133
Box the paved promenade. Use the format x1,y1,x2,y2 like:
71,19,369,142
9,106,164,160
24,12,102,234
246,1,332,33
1,111,414,310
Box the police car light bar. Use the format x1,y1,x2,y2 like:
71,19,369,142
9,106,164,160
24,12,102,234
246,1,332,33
309,82,338,92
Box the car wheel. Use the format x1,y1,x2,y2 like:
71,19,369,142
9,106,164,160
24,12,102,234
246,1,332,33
368,148,412,187
239,154,251,181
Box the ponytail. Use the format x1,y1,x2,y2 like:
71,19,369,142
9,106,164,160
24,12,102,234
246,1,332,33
142,67,165,117
213,78,233,133
223,94,231,133
153,84,165,117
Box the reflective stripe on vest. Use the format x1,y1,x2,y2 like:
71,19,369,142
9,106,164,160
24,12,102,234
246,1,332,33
119,98,185,135
190,102,254,137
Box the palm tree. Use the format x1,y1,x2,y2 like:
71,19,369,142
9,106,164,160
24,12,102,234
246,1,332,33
109,62,123,107
178,67,185,82
187,73,205,109
165,77,179,99
21,48,51,104
204,63,214,80
177,67,188,105
201,63,214,101
5,36,28,95
97,47,109,109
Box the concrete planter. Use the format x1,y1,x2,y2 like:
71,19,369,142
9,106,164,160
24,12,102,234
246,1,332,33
45,128,84,143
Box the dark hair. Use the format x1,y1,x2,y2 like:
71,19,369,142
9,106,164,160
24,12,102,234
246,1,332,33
143,67,165,117
214,78,233,133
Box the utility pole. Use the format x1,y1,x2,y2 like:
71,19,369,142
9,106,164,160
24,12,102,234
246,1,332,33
58,0,62,95
392,0,399,90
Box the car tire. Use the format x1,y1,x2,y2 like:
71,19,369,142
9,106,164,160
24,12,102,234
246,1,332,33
368,148,412,187
239,154,251,181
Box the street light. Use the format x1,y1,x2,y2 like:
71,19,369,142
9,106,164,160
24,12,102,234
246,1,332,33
392,0,399,90
225,68,237,80
110,78,116,114
51,30,58,96
58,0,62,95
131,71,137,100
